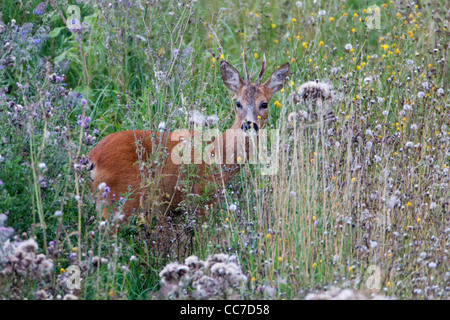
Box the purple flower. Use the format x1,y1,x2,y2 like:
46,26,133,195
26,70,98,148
174,48,178,57
33,2,47,15
81,99,87,106
102,186,111,198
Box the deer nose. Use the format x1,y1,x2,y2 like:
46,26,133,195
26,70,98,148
241,121,259,132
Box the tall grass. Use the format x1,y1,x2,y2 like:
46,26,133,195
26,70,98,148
0,0,448,300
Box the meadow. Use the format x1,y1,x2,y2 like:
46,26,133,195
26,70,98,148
0,0,448,300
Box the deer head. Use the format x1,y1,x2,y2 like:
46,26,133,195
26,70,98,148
220,53,290,133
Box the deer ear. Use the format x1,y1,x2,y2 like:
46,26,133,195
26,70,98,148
263,62,290,94
220,60,245,93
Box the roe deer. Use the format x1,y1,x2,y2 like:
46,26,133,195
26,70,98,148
88,54,290,221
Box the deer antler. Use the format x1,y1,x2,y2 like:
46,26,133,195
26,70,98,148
256,53,267,87
242,51,250,86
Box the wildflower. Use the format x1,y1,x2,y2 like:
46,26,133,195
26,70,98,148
274,101,281,107
229,204,237,212
173,48,178,57
158,122,166,131
345,43,353,51
33,2,46,15
292,18,297,23
38,162,46,169
302,42,308,49
54,210,63,217
296,1,303,8
318,10,326,17
417,91,425,99
329,17,334,22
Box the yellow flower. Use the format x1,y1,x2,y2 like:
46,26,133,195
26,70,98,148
60,268,65,273
351,177,357,182
302,42,308,48
274,101,281,107
211,57,216,63
266,234,271,239
290,81,295,86
278,257,283,261
353,13,358,18
273,39,278,44
292,18,297,23
343,12,347,17
329,17,334,22
251,276,256,281
254,53,258,59
348,266,353,272
352,28,356,33
271,23,276,28
319,41,324,46
220,54,224,59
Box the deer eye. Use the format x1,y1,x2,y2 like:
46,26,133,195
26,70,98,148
236,101,242,109
260,102,268,109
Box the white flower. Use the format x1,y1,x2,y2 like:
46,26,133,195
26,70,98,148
130,255,138,262
318,10,326,17
364,77,373,84
54,210,63,217
158,122,166,131
417,91,425,98
430,202,437,210
189,110,206,126
344,44,353,51
411,124,418,130
437,88,444,96
206,115,219,127
38,162,46,169
229,204,237,212
295,1,303,8
405,141,414,148
403,104,412,111
98,182,107,191
378,98,384,104
406,59,414,65
382,110,389,116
